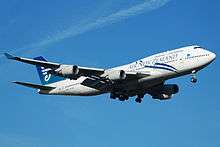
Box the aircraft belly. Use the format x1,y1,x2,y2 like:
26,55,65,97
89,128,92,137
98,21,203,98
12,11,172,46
110,78,162,97
48,84,104,96
71,84,105,96
111,69,180,97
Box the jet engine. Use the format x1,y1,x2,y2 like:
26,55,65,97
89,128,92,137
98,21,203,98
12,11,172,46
107,70,126,81
152,84,179,100
161,84,179,95
51,65,79,78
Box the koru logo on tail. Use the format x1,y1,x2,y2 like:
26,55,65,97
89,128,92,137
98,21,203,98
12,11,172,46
41,67,51,82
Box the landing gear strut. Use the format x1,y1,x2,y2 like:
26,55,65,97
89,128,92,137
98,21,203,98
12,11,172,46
191,70,197,83
135,94,144,103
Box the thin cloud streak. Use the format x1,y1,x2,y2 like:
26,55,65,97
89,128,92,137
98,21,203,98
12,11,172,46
0,0,170,59
30,0,170,48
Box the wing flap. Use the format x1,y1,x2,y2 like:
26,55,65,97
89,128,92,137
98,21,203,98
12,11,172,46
13,81,56,90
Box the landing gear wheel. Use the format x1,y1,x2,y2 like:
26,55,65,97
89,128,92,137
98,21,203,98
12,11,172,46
135,94,144,103
124,96,129,101
118,95,126,101
191,70,197,83
135,98,142,103
110,93,117,99
119,97,125,101
191,77,197,83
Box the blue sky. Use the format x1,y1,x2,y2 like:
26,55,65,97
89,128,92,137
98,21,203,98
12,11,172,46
0,0,220,146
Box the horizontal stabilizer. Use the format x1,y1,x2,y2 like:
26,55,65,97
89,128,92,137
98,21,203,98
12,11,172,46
4,53,15,59
13,81,56,90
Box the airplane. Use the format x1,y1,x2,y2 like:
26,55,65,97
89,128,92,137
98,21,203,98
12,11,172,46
5,45,216,103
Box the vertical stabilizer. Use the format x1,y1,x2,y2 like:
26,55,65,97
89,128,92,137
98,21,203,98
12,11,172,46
34,56,65,85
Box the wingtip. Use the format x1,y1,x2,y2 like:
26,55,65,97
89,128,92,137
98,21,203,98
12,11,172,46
12,81,18,84
4,53,15,59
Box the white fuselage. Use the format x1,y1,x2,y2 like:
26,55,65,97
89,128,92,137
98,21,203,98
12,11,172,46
39,45,216,96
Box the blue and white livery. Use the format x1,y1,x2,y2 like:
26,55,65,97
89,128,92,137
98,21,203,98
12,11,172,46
5,45,216,103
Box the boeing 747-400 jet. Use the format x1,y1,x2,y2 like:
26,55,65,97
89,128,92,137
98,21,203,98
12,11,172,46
5,45,216,103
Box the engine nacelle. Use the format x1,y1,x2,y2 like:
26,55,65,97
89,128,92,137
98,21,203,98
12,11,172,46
107,70,126,81
54,65,79,77
152,84,179,100
161,84,179,95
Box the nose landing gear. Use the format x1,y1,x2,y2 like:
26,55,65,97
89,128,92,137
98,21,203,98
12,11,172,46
191,70,197,83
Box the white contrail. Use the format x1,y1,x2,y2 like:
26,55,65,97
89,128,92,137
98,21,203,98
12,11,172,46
1,0,170,58
26,0,170,49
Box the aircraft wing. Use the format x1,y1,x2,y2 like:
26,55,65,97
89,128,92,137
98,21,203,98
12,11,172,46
81,77,108,90
81,71,151,90
5,53,150,83
4,53,105,77
5,53,60,68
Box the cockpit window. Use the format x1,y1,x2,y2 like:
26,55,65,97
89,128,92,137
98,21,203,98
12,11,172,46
194,46,202,49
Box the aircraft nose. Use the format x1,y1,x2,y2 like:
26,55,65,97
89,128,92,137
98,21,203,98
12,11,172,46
209,51,216,61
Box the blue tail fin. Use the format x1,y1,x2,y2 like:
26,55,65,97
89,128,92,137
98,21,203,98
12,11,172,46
34,56,65,85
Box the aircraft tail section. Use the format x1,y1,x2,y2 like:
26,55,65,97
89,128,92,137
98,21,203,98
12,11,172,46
34,56,65,85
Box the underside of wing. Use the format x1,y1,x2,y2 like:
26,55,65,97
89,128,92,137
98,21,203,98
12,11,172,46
81,71,151,92
81,77,109,90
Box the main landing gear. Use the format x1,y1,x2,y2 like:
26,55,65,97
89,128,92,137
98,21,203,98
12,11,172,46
135,94,144,103
110,93,144,103
191,70,197,83
110,93,129,101
118,95,129,101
